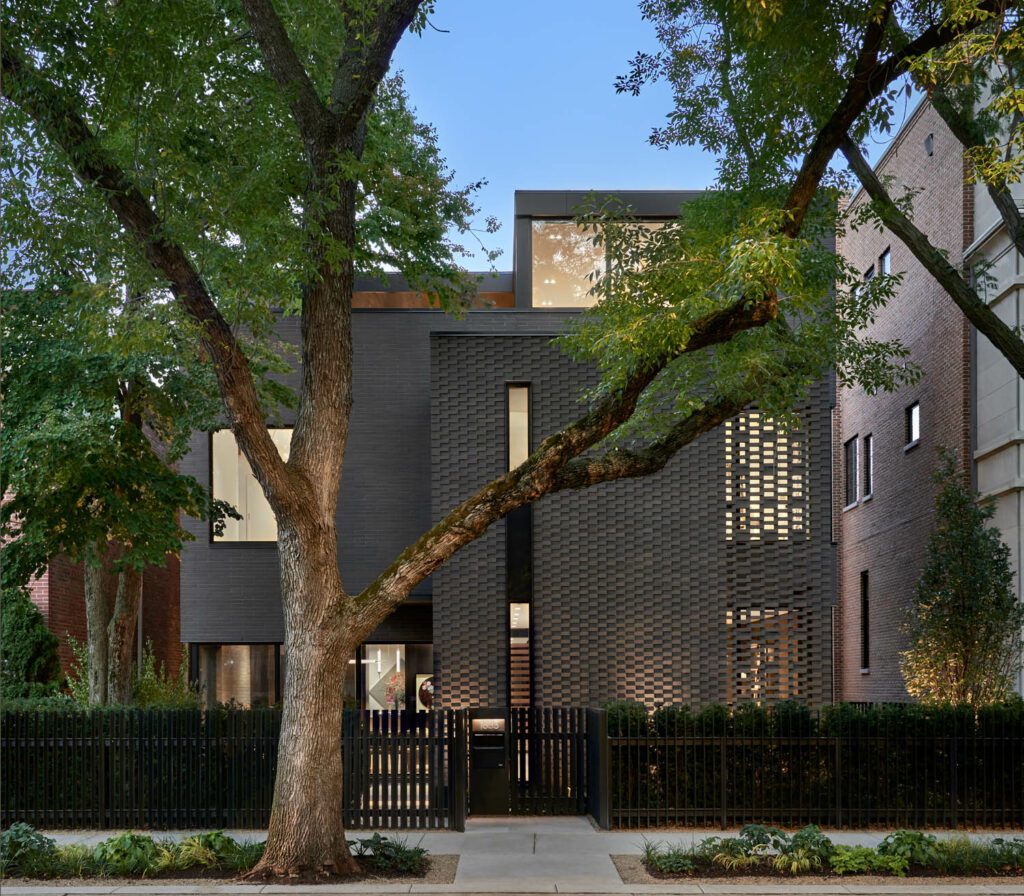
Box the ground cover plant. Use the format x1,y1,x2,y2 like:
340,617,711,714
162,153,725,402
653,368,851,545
639,826,1024,879
0,825,428,880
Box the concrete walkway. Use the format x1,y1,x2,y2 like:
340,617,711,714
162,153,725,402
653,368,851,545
18,817,1024,895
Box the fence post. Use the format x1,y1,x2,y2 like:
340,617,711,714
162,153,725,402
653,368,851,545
950,734,958,830
585,708,611,829
450,709,467,832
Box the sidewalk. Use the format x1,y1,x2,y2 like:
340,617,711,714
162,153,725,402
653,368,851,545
13,817,1024,895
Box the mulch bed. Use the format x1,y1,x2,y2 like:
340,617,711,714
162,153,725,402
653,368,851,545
612,854,1024,884
4,854,459,887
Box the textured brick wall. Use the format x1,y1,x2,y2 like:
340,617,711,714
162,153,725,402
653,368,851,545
27,555,182,679
837,102,972,702
432,333,836,709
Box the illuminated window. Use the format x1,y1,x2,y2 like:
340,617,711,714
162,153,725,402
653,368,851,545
212,428,291,541
508,386,530,469
725,607,808,703
905,402,920,447
198,644,278,707
724,411,807,541
530,220,663,308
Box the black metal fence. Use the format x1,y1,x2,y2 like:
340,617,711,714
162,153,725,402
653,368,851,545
590,702,1024,829
2,708,466,830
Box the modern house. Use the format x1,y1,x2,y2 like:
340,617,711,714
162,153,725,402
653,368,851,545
835,99,1024,700
178,190,838,710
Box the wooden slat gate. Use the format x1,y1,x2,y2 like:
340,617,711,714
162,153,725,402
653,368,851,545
509,707,587,814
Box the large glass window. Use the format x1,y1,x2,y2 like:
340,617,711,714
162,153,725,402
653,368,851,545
531,220,663,308
360,643,434,710
198,643,278,707
212,428,291,541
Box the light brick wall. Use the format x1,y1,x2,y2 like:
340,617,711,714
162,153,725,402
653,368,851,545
836,102,972,702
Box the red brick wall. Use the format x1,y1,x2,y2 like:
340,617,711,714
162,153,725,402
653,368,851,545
28,555,181,681
836,102,972,702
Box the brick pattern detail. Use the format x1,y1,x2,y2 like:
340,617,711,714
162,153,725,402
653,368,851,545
837,102,972,702
432,333,836,709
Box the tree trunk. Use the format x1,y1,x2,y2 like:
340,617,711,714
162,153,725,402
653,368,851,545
83,543,114,704
107,564,143,705
82,542,143,705
250,523,360,877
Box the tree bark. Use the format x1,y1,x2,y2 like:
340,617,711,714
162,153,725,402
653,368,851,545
252,522,360,877
82,544,113,705
82,541,142,705
107,563,143,705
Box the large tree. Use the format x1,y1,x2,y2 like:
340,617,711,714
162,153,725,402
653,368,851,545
1,282,233,704
1,0,1006,877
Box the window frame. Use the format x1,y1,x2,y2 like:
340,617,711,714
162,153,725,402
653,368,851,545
843,435,859,509
878,247,891,277
862,433,873,500
209,426,294,544
904,402,920,451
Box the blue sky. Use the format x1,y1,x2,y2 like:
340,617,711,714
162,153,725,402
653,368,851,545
391,0,721,268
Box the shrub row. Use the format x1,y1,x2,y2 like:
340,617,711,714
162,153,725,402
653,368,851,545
641,826,1024,877
0,824,427,879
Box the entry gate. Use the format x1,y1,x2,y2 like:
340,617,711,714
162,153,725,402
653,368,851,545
468,707,588,816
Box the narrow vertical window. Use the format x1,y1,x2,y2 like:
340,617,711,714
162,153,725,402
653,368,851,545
506,385,533,706
860,571,870,671
863,264,875,282
508,386,530,469
862,434,873,498
879,248,891,276
843,436,858,507
905,402,920,447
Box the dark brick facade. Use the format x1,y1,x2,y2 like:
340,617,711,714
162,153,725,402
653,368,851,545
432,333,836,708
836,102,972,701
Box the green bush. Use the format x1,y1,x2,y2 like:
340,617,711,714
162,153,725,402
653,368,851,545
603,700,648,736
930,835,1024,875
92,832,161,876
0,823,57,877
829,845,908,876
348,833,427,874
640,839,696,874
1,588,61,701
878,830,939,866
132,642,199,709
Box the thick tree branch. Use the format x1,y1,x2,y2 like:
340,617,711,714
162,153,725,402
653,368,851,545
785,0,1001,235
931,86,1024,258
1,45,302,519
330,0,423,133
239,0,331,155
842,136,1024,377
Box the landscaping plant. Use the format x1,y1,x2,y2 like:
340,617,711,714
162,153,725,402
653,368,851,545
0,823,57,878
91,832,161,876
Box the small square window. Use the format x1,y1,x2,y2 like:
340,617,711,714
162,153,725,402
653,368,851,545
905,402,920,448
844,436,858,507
862,434,873,497
879,248,891,276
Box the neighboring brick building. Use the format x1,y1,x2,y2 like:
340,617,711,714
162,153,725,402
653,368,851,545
836,98,1024,700
28,556,182,677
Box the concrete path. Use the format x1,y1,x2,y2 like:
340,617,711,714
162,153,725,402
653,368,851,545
22,817,1024,895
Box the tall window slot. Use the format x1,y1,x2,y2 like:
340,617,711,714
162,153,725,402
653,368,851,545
506,385,533,706
905,402,920,447
843,436,858,507
860,571,870,671
862,434,873,498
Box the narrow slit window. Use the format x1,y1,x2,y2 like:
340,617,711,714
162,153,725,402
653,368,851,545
860,571,870,671
508,386,530,470
905,402,920,447
843,437,858,507
862,434,873,497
